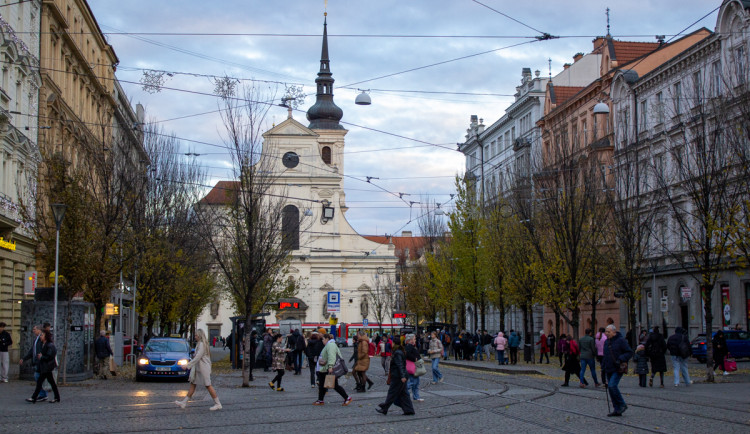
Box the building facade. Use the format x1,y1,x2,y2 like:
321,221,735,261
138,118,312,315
0,0,42,373
611,0,750,339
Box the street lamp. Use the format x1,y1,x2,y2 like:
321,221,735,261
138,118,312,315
51,203,67,343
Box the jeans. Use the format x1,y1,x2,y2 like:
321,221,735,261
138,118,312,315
308,356,317,385
496,350,505,365
34,371,48,399
484,344,493,360
474,345,483,360
407,374,420,399
0,352,8,381
381,356,391,374
606,371,626,413
431,357,442,382
292,350,302,374
580,358,599,385
671,356,691,385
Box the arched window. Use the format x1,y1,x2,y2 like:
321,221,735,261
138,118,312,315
282,205,299,251
321,146,332,164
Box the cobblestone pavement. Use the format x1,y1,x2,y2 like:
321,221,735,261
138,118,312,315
1,348,749,434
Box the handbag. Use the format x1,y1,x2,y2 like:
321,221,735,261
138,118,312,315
724,355,737,372
332,354,348,377
109,356,117,375
414,358,427,377
405,359,416,375
324,373,336,389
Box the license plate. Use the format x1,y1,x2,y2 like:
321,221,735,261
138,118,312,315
156,367,171,372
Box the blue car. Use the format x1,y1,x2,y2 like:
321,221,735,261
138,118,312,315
690,330,750,363
136,337,192,381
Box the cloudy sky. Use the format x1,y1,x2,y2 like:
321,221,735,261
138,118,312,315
88,0,721,236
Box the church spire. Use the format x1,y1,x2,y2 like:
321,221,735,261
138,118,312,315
307,15,344,130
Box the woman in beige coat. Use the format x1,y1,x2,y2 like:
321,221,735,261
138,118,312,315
353,331,373,392
175,329,222,411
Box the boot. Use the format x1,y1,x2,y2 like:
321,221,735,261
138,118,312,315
209,397,222,411
367,378,374,390
175,396,189,409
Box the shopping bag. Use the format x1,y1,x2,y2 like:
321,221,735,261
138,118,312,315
324,374,336,389
109,357,117,376
332,355,348,377
724,355,737,372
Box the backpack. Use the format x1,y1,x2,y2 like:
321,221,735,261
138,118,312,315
678,336,692,359
444,334,451,344
569,339,579,356
368,341,376,357
296,334,306,351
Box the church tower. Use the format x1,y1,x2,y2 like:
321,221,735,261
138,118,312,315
306,16,344,130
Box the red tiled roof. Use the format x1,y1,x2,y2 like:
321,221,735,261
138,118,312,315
610,40,661,64
551,85,585,106
199,181,238,205
364,235,432,261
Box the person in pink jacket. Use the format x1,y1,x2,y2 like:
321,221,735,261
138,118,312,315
494,332,508,366
595,327,607,386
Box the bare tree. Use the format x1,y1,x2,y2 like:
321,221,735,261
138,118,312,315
195,82,292,387
368,272,398,334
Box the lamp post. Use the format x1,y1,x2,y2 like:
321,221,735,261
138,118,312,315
51,203,67,343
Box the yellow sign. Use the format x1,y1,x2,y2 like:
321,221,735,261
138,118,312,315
105,303,114,315
329,316,338,325
0,237,16,251
113,305,120,315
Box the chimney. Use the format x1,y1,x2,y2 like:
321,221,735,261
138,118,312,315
573,52,583,63
401,231,412,237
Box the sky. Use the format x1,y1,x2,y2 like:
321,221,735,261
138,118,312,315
87,0,721,236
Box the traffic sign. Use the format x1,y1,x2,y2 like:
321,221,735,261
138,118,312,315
363,318,369,327
327,291,340,313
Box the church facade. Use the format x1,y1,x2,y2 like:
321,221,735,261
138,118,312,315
197,17,398,340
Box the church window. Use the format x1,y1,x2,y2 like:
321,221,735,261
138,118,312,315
322,146,332,164
282,205,300,250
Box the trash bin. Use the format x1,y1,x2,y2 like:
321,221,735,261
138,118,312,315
523,343,532,362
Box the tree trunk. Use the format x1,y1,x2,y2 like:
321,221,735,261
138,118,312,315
480,297,486,331
628,295,637,349
242,311,252,387
571,307,580,340
554,311,561,339
702,286,715,382
590,297,597,336
472,302,478,332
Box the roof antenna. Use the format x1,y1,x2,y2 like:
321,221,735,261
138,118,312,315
606,7,611,37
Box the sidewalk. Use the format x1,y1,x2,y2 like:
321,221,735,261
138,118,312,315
439,354,750,383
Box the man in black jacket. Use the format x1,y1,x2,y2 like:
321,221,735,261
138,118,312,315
20,325,47,401
0,322,12,382
667,327,692,387
602,324,633,417
94,330,114,379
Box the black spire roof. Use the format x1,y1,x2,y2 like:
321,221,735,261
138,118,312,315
307,17,344,130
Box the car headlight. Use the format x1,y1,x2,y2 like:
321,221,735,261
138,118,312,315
177,359,188,366
138,358,149,366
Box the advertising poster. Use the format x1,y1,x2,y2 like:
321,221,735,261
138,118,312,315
721,285,731,327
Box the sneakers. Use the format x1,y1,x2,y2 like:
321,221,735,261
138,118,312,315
375,406,387,415
439,378,444,383
579,384,586,388
414,398,424,402
209,402,222,411
313,400,325,405
430,381,437,385
268,382,275,390
607,411,622,417
342,397,353,406
276,387,284,392
723,371,729,376
311,384,317,388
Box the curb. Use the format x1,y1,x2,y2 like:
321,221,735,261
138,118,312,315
440,360,545,376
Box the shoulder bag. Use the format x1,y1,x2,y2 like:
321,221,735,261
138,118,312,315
414,358,427,377
405,359,416,375
332,354,348,377
609,345,628,374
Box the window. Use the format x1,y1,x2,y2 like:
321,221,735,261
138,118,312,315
321,146,331,164
735,45,746,84
712,61,722,96
581,120,587,145
692,71,702,102
282,205,300,251
639,99,648,131
673,82,682,115
656,92,664,124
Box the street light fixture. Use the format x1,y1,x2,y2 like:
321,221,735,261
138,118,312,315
51,203,67,343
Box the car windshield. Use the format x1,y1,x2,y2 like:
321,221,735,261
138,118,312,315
145,340,188,353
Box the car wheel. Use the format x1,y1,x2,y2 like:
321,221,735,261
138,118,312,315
135,374,143,382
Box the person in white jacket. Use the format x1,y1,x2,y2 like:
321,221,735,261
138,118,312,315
175,329,222,411
494,332,508,366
